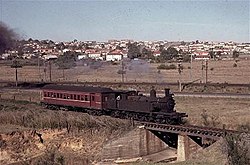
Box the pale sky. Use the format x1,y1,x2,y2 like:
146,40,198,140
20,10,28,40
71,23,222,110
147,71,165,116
1,0,249,42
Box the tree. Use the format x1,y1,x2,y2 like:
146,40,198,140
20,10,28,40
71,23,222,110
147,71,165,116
209,51,215,60
127,42,141,59
232,50,239,59
55,51,76,79
141,47,153,59
159,47,179,61
0,22,19,54
216,51,222,58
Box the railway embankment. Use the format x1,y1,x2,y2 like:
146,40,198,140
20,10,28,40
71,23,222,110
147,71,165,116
0,100,133,165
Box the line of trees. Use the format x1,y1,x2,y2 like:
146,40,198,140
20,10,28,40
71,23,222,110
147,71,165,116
127,42,184,62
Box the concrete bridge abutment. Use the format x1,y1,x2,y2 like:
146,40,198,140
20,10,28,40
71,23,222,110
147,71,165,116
177,134,203,162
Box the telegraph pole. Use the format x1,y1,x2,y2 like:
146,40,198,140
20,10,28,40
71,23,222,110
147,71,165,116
44,61,47,82
11,59,22,87
188,46,193,82
121,59,124,83
201,60,205,83
205,60,208,84
177,54,183,92
38,54,41,81
49,60,52,82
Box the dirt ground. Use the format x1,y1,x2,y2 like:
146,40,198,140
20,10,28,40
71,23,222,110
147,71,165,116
0,59,249,84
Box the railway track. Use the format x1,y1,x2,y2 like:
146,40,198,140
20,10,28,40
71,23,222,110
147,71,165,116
0,80,250,88
138,122,243,140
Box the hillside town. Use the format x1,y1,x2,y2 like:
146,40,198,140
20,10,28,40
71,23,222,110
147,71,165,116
1,39,250,62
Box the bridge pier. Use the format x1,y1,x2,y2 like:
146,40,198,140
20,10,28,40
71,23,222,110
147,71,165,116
177,134,203,161
101,128,174,161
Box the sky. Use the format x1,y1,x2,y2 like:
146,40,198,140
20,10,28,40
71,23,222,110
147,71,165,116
0,0,249,42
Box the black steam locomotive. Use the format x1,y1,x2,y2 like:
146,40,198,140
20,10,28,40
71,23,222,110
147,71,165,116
41,85,187,124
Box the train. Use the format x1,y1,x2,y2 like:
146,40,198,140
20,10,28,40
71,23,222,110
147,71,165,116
41,84,187,124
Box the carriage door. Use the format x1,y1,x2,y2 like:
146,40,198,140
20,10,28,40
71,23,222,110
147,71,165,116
90,93,95,107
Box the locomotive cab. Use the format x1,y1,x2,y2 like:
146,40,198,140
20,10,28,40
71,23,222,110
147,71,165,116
150,88,176,113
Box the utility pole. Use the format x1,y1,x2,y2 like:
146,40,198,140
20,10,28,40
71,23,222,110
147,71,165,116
121,59,124,83
38,54,41,81
11,59,22,87
177,54,183,92
189,52,193,81
205,60,208,84
201,60,205,83
49,60,52,82
44,61,47,82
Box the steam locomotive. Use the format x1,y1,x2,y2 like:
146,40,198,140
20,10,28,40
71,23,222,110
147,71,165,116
41,84,187,124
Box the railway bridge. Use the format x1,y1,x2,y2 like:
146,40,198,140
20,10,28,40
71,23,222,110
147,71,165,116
139,122,239,161
102,122,241,163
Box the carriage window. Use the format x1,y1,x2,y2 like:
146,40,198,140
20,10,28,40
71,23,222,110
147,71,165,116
60,94,63,98
81,95,84,100
77,95,80,100
63,94,67,99
92,96,95,101
85,95,88,101
104,96,108,101
44,92,47,97
74,95,77,100
57,93,59,98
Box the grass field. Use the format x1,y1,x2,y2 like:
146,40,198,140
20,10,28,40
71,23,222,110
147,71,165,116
0,59,249,84
175,97,250,129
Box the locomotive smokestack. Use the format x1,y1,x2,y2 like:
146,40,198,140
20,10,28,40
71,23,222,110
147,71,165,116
165,88,170,97
150,87,156,98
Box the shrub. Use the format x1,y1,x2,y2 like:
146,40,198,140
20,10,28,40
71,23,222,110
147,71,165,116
157,64,177,70
200,110,220,127
225,131,250,165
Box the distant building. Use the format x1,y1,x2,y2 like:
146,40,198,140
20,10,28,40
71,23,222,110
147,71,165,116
106,50,123,61
193,51,210,60
43,54,58,60
153,50,161,57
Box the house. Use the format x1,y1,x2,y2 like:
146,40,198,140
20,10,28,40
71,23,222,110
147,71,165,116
193,51,210,60
1,53,11,60
106,50,123,61
43,54,58,60
88,52,102,60
77,54,88,60
153,50,161,57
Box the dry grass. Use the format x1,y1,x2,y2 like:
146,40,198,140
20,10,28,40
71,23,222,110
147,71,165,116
0,100,134,164
0,59,249,84
175,97,250,129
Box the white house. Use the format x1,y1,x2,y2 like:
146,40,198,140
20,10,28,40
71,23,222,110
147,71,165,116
77,54,88,60
193,51,210,60
43,54,58,60
106,50,123,61
88,52,102,60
